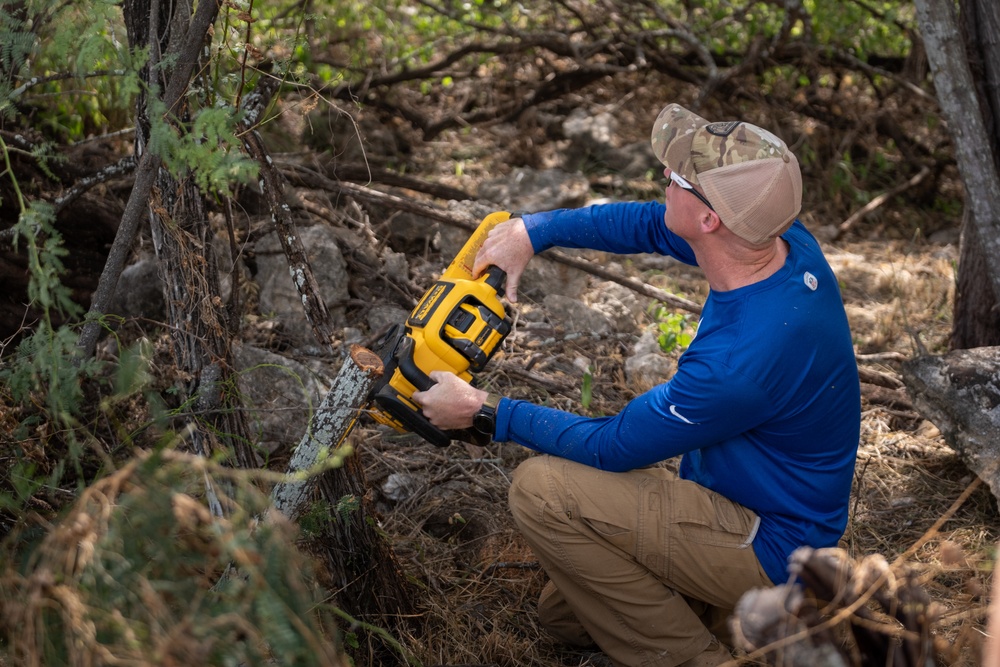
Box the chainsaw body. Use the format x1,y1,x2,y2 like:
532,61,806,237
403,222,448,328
369,212,513,446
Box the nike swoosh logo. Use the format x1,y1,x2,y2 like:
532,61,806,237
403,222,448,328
670,405,695,424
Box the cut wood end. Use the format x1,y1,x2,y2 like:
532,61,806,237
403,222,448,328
351,345,385,376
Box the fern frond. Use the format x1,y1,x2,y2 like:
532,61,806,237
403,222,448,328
0,29,35,75
149,98,259,194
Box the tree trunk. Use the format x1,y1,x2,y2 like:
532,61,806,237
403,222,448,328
916,0,1000,348
915,0,1000,349
77,0,223,359
953,214,1000,348
266,345,414,645
239,87,416,654
269,347,383,522
122,0,256,478
950,0,1000,348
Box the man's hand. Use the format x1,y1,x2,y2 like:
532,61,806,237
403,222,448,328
472,217,534,302
411,371,489,431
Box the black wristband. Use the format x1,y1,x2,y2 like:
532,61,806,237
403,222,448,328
472,393,501,435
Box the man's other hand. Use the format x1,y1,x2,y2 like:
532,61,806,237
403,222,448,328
411,371,489,430
472,217,534,303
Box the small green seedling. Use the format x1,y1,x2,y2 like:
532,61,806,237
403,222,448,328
649,304,697,354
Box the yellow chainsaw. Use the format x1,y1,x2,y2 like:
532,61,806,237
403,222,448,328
369,211,512,446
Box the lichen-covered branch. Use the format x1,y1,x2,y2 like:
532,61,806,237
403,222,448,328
269,345,382,521
238,73,338,351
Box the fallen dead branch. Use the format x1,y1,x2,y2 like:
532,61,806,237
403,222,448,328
836,167,932,239
281,162,703,315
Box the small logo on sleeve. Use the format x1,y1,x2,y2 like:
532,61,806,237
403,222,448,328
803,272,818,291
670,405,696,424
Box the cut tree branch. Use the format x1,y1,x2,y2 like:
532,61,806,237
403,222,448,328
270,345,383,521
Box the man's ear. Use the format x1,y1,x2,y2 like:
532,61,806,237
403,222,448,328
700,209,723,233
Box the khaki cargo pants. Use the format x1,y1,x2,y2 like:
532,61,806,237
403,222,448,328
509,455,772,667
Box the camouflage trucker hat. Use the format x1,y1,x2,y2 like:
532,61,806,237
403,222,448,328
651,103,802,244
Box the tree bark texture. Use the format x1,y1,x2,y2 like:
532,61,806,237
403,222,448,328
78,0,225,359
951,0,1000,348
121,0,256,474
269,346,382,522
902,347,1000,510
314,448,416,641
914,0,1000,347
953,215,1000,348
269,346,414,646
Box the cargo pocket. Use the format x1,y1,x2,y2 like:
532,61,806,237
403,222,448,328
670,480,758,550
576,485,642,559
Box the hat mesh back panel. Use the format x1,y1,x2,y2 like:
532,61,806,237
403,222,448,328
702,159,799,243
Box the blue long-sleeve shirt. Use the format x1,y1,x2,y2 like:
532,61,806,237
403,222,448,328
493,202,861,584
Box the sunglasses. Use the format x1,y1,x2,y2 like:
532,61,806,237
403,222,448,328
668,171,716,212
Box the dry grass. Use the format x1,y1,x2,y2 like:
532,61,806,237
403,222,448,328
0,452,346,667
849,420,997,664
359,430,555,666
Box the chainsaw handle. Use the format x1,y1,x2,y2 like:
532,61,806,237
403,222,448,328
481,265,507,294
395,337,435,392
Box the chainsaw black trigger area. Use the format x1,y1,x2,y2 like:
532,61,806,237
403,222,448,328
482,265,507,293
372,385,452,447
